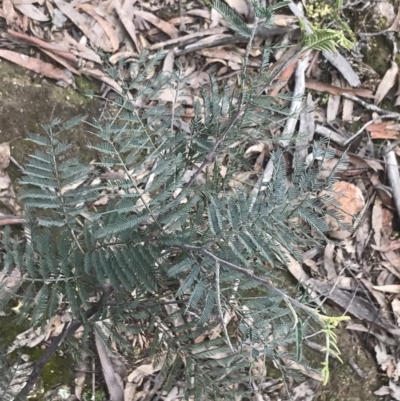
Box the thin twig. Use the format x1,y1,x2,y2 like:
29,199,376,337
348,357,366,379
0,215,24,226
92,359,96,401
315,124,347,147
180,245,319,317
10,156,24,172
148,27,227,50
343,114,400,147
341,93,400,118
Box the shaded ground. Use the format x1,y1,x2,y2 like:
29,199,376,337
0,59,101,175
314,325,382,401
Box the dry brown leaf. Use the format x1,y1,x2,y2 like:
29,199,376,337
342,82,354,121
8,30,79,65
0,142,11,171
155,86,193,104
168,16,194,26
270,60,297,96
375,61,399,105
225,0,249,17
0,171,11,191
387,5,400,32
368,174,394,209
127,355,166,383
392,298,400,327
281,355,323,381
0,49,73,84
274,14,297,27
372,197,383,247
200,48,260,67
74,358,87,401
374,184,395,210
324,243,337,280
124,383,138,401
244,143,265,156
326,76,341,122
108,51,138,65
0,267,22,302
187,71,209,89
228,171,253,189
3,0,22,26
210,7,220,28
305,78,374,98
53,0,115,53
373,284,400,294
0,183,18,211
318,158,341,179
372,239,400,253
80,68,127,98
95,333,124,401
12,0,40,4
133,14,150,31
254,147,267,173
322,181,365,231
343,152,383,172
323,51,361,87
382,207,393,240
58,31,102,64
361,278,391,319
162,49,175,73
8,325,47,353
133,8,179,38
366,121,400,139
13,3,49,21
41,48,80,76
148,27,226,51
187,9,210,19
76,4,119,52
114,0,141,52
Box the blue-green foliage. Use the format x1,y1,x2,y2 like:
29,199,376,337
0,8,349,400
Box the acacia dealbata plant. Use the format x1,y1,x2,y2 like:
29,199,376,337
0,1,354,399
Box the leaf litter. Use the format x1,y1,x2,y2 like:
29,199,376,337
1,0,400,400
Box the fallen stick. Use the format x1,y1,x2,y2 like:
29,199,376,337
384,142,400,218
342,93,400,118
0,215,24,226
279,52,311,147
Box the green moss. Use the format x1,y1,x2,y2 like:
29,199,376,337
28,347,75,391
363,36,392,77
0,314,30,346
0,59,104,186
76,75,100,96
83,389,107,401
0,314,75,401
